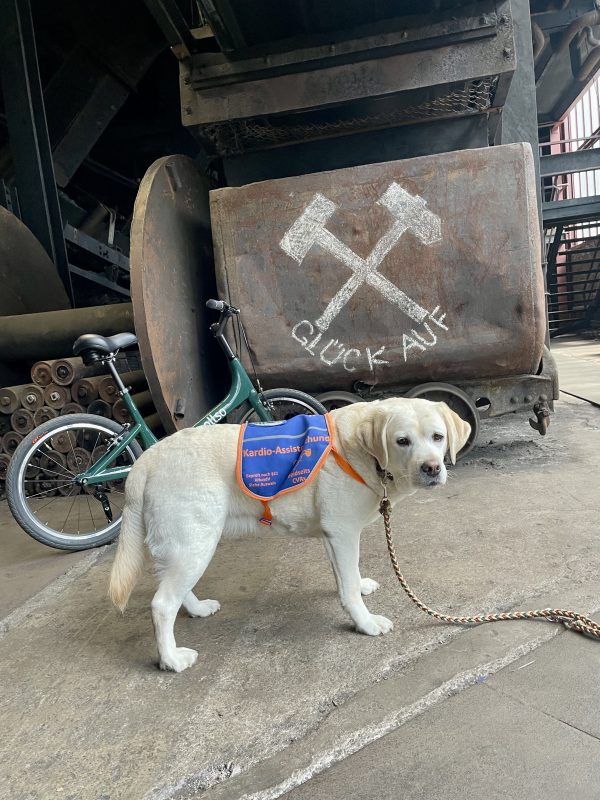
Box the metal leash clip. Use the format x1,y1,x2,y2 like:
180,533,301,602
378,469,392,517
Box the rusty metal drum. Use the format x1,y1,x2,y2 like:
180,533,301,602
130,155,224,433
210,143,545,393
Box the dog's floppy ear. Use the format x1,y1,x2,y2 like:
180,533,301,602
437,402,471,465
356,408,391,469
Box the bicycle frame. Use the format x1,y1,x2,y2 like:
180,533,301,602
76,355,271,487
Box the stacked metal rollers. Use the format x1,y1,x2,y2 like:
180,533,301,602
0,355,163,497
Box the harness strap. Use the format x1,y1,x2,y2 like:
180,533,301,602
259,449,367,525
330,447,367,486
259,451,366,524
259,500,272,526
258,447,367,525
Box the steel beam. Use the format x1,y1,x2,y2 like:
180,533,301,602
540,148,600,177
143,0,199,58
64,224,130,272
0,0,73,303
44,49,130,188
195,0,246,53
532,0,597,34
543,195,600,226
190,5,500,88
497,0,545,342
499,0,541,221
0,179,17,215
68,265,131,298
182,13,515,125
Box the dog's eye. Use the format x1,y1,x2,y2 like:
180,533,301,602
433,433,444,442
396,437,411,447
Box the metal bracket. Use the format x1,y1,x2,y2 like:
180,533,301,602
94,488,113,522
529,400,551,436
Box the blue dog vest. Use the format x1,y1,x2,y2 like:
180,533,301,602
237,414,368,524
237,415,333,524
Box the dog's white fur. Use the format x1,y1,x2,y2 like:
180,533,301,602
109,398,470,672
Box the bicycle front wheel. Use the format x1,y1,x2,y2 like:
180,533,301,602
6,414,143,551
231,388,327,424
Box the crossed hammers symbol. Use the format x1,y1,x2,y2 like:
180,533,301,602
280,183,442,332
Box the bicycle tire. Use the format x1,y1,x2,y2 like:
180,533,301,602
6,414,143,551
229,388,327,424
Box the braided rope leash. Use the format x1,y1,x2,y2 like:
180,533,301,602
379,494,600,640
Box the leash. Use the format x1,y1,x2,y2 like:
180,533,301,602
378,482,600,640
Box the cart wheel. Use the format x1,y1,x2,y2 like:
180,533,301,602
404,382,479,459
316,391,363,411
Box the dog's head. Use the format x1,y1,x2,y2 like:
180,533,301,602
355,397,471,489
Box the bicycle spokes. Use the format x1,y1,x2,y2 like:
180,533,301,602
18,422,134,538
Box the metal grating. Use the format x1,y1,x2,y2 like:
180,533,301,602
200,77,499,155
546,72,600,203
546,221,600,336
544,77,600,336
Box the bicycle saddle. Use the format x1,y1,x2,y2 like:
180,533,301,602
73,332,138,360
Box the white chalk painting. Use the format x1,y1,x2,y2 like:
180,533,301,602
279,182,448,373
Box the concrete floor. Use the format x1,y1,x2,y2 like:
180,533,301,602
552,335,600,405
1,356,600,799
0,508,89,619
283,631,600,800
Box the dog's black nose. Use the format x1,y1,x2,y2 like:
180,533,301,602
421,461,441,477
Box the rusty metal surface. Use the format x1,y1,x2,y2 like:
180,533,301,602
71,378,100,406
0,206,70,315
182,1,515,155
130,155,222,434
189,4,499,87
31,361,54,387
44,384,70,410
0,304,134,362
11,408,34,435
34,407,58,425
0,387,20,415
20,384,44,412
210,143,545,393
51,358,91,386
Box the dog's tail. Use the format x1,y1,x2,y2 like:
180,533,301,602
108,457,147,612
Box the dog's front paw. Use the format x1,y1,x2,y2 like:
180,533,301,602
360,578,379,596
188,599,221,618
159,647,199,672
356,614,394,636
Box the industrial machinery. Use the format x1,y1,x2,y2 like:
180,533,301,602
8,0,600,465
127,1,559,450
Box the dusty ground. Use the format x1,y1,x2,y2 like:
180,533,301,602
1,389,599,800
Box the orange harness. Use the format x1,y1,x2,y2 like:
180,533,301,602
236,413,367,525
255,448,368,525
330,447,368,487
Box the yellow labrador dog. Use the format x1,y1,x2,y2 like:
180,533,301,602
109,398,470,672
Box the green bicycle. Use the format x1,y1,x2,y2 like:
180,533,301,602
6,300,326,551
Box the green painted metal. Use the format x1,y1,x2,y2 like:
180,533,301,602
76,355,270,486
